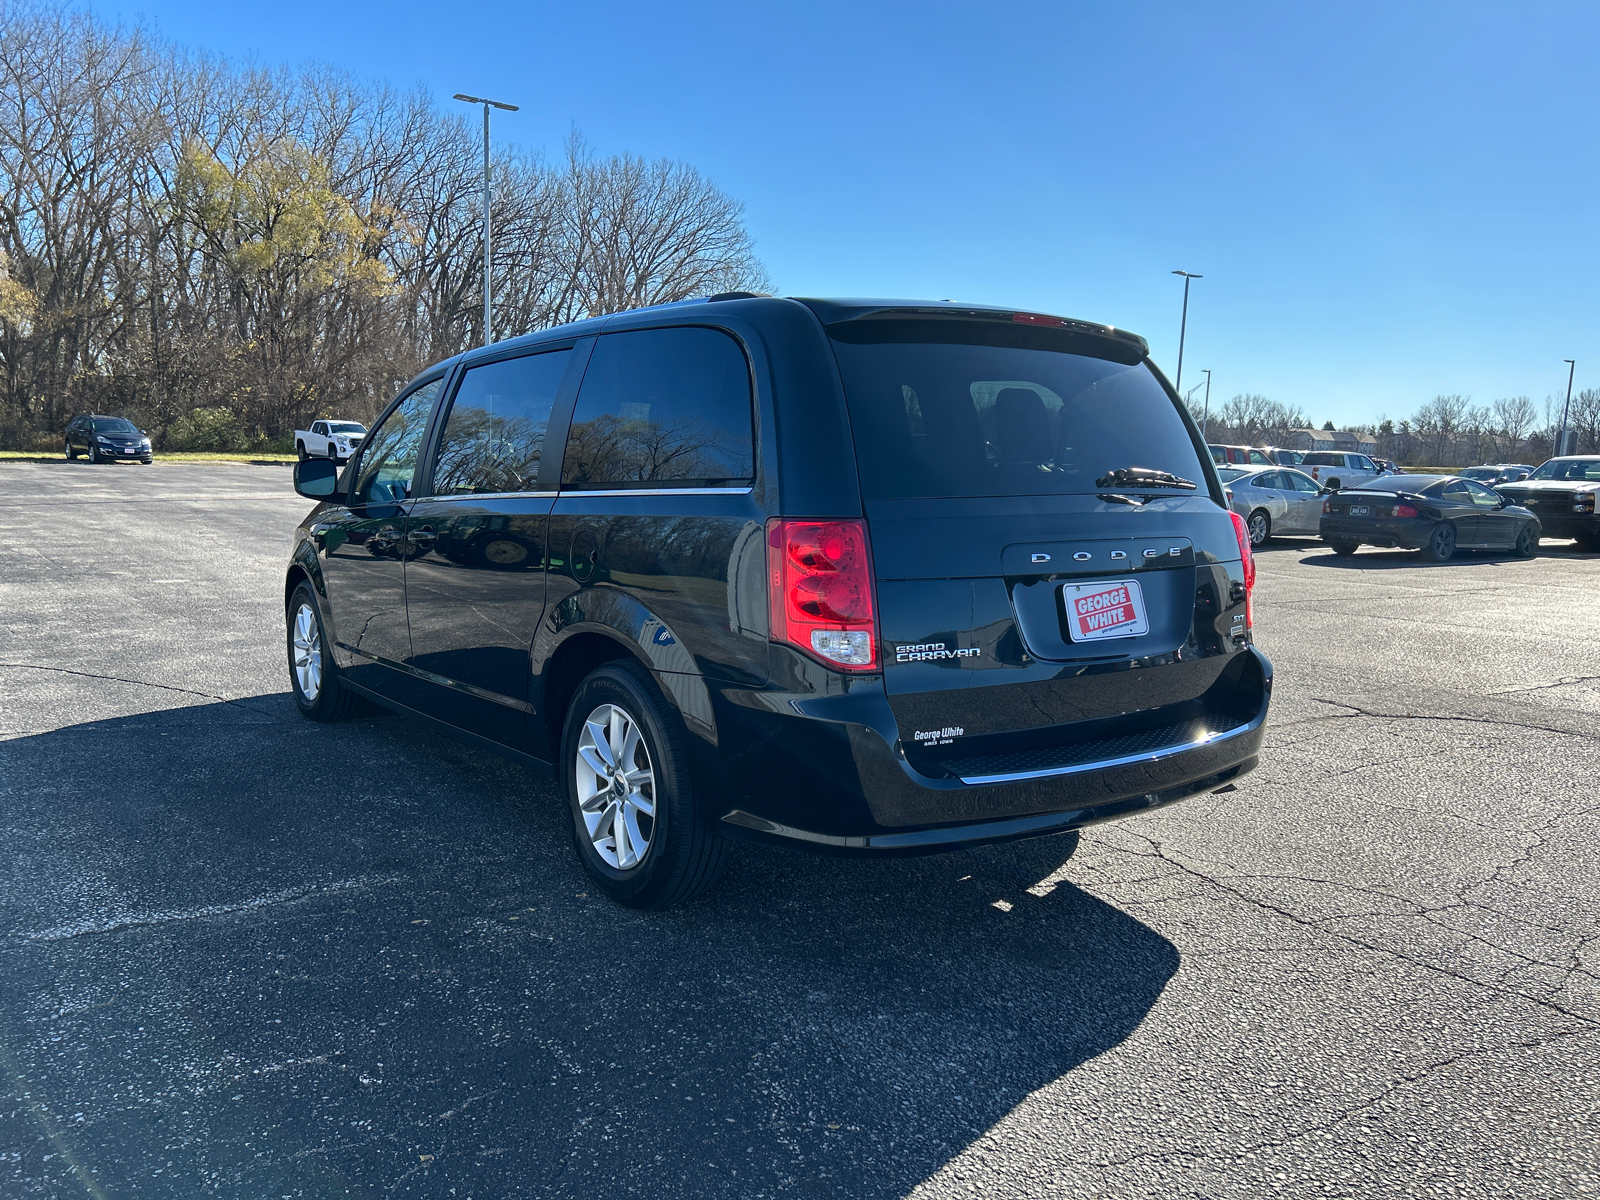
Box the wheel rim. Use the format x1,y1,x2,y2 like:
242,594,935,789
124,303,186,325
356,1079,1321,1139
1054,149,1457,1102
1434,526,1454,555
292,602,322,702
575,703,656,870
1248,512,1268,545
484,539,527,565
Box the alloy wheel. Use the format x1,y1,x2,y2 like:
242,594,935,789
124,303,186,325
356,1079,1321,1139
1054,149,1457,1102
292,602,322,702
574,703,657,870
1248,511,1269,546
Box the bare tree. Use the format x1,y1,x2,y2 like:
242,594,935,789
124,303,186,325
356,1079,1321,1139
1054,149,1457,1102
0,2,772,448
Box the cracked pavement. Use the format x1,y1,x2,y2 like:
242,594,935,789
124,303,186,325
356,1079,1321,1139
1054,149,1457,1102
1,461,1597,1198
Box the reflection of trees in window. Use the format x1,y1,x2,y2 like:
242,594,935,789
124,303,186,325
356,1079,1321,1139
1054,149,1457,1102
434,406,546,494
562,412,744,485
355,383,437,503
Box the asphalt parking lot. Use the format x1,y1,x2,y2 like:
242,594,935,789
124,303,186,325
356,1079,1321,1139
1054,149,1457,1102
1,461,1597,1199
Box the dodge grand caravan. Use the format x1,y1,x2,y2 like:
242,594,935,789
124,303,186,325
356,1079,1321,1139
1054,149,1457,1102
285,296,1271,908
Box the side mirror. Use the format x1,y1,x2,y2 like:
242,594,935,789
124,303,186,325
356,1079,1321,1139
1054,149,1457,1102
1319,484,1336,495
294,456,343,501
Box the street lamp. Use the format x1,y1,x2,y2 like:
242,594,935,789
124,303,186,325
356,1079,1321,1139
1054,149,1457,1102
453,93,519,346
1201,368,1212,441
1171,270,1202,394
1558,358,1576,456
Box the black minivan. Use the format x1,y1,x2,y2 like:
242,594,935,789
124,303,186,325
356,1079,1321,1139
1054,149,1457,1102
286,296,1270,907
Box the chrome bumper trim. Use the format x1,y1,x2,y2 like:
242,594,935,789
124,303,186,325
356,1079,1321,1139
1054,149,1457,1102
955,711,1264,786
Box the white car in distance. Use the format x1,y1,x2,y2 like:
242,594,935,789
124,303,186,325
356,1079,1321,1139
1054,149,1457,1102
1218,466,1327,546
295,420,367,463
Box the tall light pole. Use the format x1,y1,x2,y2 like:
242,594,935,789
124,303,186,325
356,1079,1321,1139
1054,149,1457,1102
1171,269,1202,394
1201,368,1212,441
1558,358,1576,456
453,93,519,346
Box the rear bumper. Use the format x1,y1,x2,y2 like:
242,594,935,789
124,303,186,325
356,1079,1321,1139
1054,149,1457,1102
1319,517,1431,549
708,645,1271,856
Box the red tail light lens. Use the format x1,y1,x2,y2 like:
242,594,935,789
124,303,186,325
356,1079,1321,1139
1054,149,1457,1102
1227,510,1255,630
1393,504,1418,519
1322,499,1331,513
767,518,878,670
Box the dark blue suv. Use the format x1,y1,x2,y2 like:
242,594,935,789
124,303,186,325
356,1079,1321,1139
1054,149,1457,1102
285,296,1270,907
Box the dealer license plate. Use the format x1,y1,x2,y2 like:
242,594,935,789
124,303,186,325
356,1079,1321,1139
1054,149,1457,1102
1062,579,1149,642
1349,505,1369,515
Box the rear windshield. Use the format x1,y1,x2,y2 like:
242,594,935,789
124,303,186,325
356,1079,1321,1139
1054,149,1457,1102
1301,452,1343,466
827,319,1204,499
1528,458,1600,481
1343,476,1440,494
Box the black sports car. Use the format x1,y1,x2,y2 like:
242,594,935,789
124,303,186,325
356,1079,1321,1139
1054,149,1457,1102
1319,474,1540,562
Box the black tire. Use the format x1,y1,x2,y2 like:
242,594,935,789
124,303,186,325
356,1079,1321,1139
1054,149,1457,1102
1246,509,1271,547
88,445,102,464
1514,525,1539,558
286,583,363,722
1422,521,1456,563
1576,532,1600,554
1330,539,1359,556
296,441,308,462
561,659,728,909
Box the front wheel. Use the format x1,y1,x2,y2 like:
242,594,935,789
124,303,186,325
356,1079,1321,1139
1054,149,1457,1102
88,445,102,464
1515,525,1539,558
1576,532,1600,553
1422,522,1457,563
287,583,363,721
1247,509,1271,547
561,660,727,909
1330,539,1359,556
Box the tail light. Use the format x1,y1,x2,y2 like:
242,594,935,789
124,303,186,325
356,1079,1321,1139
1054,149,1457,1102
1322,499,1331,513
1227,510,1255,630
1393,504,1418,519
767,518,878,670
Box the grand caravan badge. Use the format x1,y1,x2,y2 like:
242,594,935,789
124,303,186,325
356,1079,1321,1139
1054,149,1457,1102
894,642,981,663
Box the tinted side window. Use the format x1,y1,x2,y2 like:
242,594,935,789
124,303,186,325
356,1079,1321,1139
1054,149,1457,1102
1289,472,1321,494
1463,480,1502,508
431,349,572,496
352,380,442,506
561,327,754,489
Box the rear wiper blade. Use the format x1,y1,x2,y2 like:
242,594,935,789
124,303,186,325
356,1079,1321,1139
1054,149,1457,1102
1094,467,1197,491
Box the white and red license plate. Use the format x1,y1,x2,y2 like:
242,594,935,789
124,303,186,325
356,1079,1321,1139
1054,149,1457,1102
1063,579,1149,642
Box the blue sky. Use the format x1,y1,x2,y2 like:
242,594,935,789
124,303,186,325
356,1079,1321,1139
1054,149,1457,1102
98,0,1599,427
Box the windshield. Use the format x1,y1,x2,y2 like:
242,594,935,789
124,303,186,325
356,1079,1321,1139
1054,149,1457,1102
327,422,366,435
828,319,1205,500
1458,467,1499,481
91,418,138,434
1528,458,1600,481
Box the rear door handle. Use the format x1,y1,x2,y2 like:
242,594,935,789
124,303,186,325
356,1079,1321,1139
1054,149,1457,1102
408,526,437,546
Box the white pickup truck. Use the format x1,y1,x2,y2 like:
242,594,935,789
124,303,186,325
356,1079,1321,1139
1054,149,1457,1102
1299,451,1384,491
295,420,368,463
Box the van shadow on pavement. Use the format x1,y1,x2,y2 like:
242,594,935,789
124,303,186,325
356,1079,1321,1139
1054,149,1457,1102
0,694,1178,1199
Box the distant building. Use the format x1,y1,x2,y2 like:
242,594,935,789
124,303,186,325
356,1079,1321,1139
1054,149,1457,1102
1285,427,1379,456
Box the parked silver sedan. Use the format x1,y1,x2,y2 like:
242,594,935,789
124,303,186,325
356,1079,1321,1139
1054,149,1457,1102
1217,466,1326,546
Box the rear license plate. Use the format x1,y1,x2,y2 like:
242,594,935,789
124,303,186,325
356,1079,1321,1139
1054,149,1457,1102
1063,579,1149,642
1349,505,1369,515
